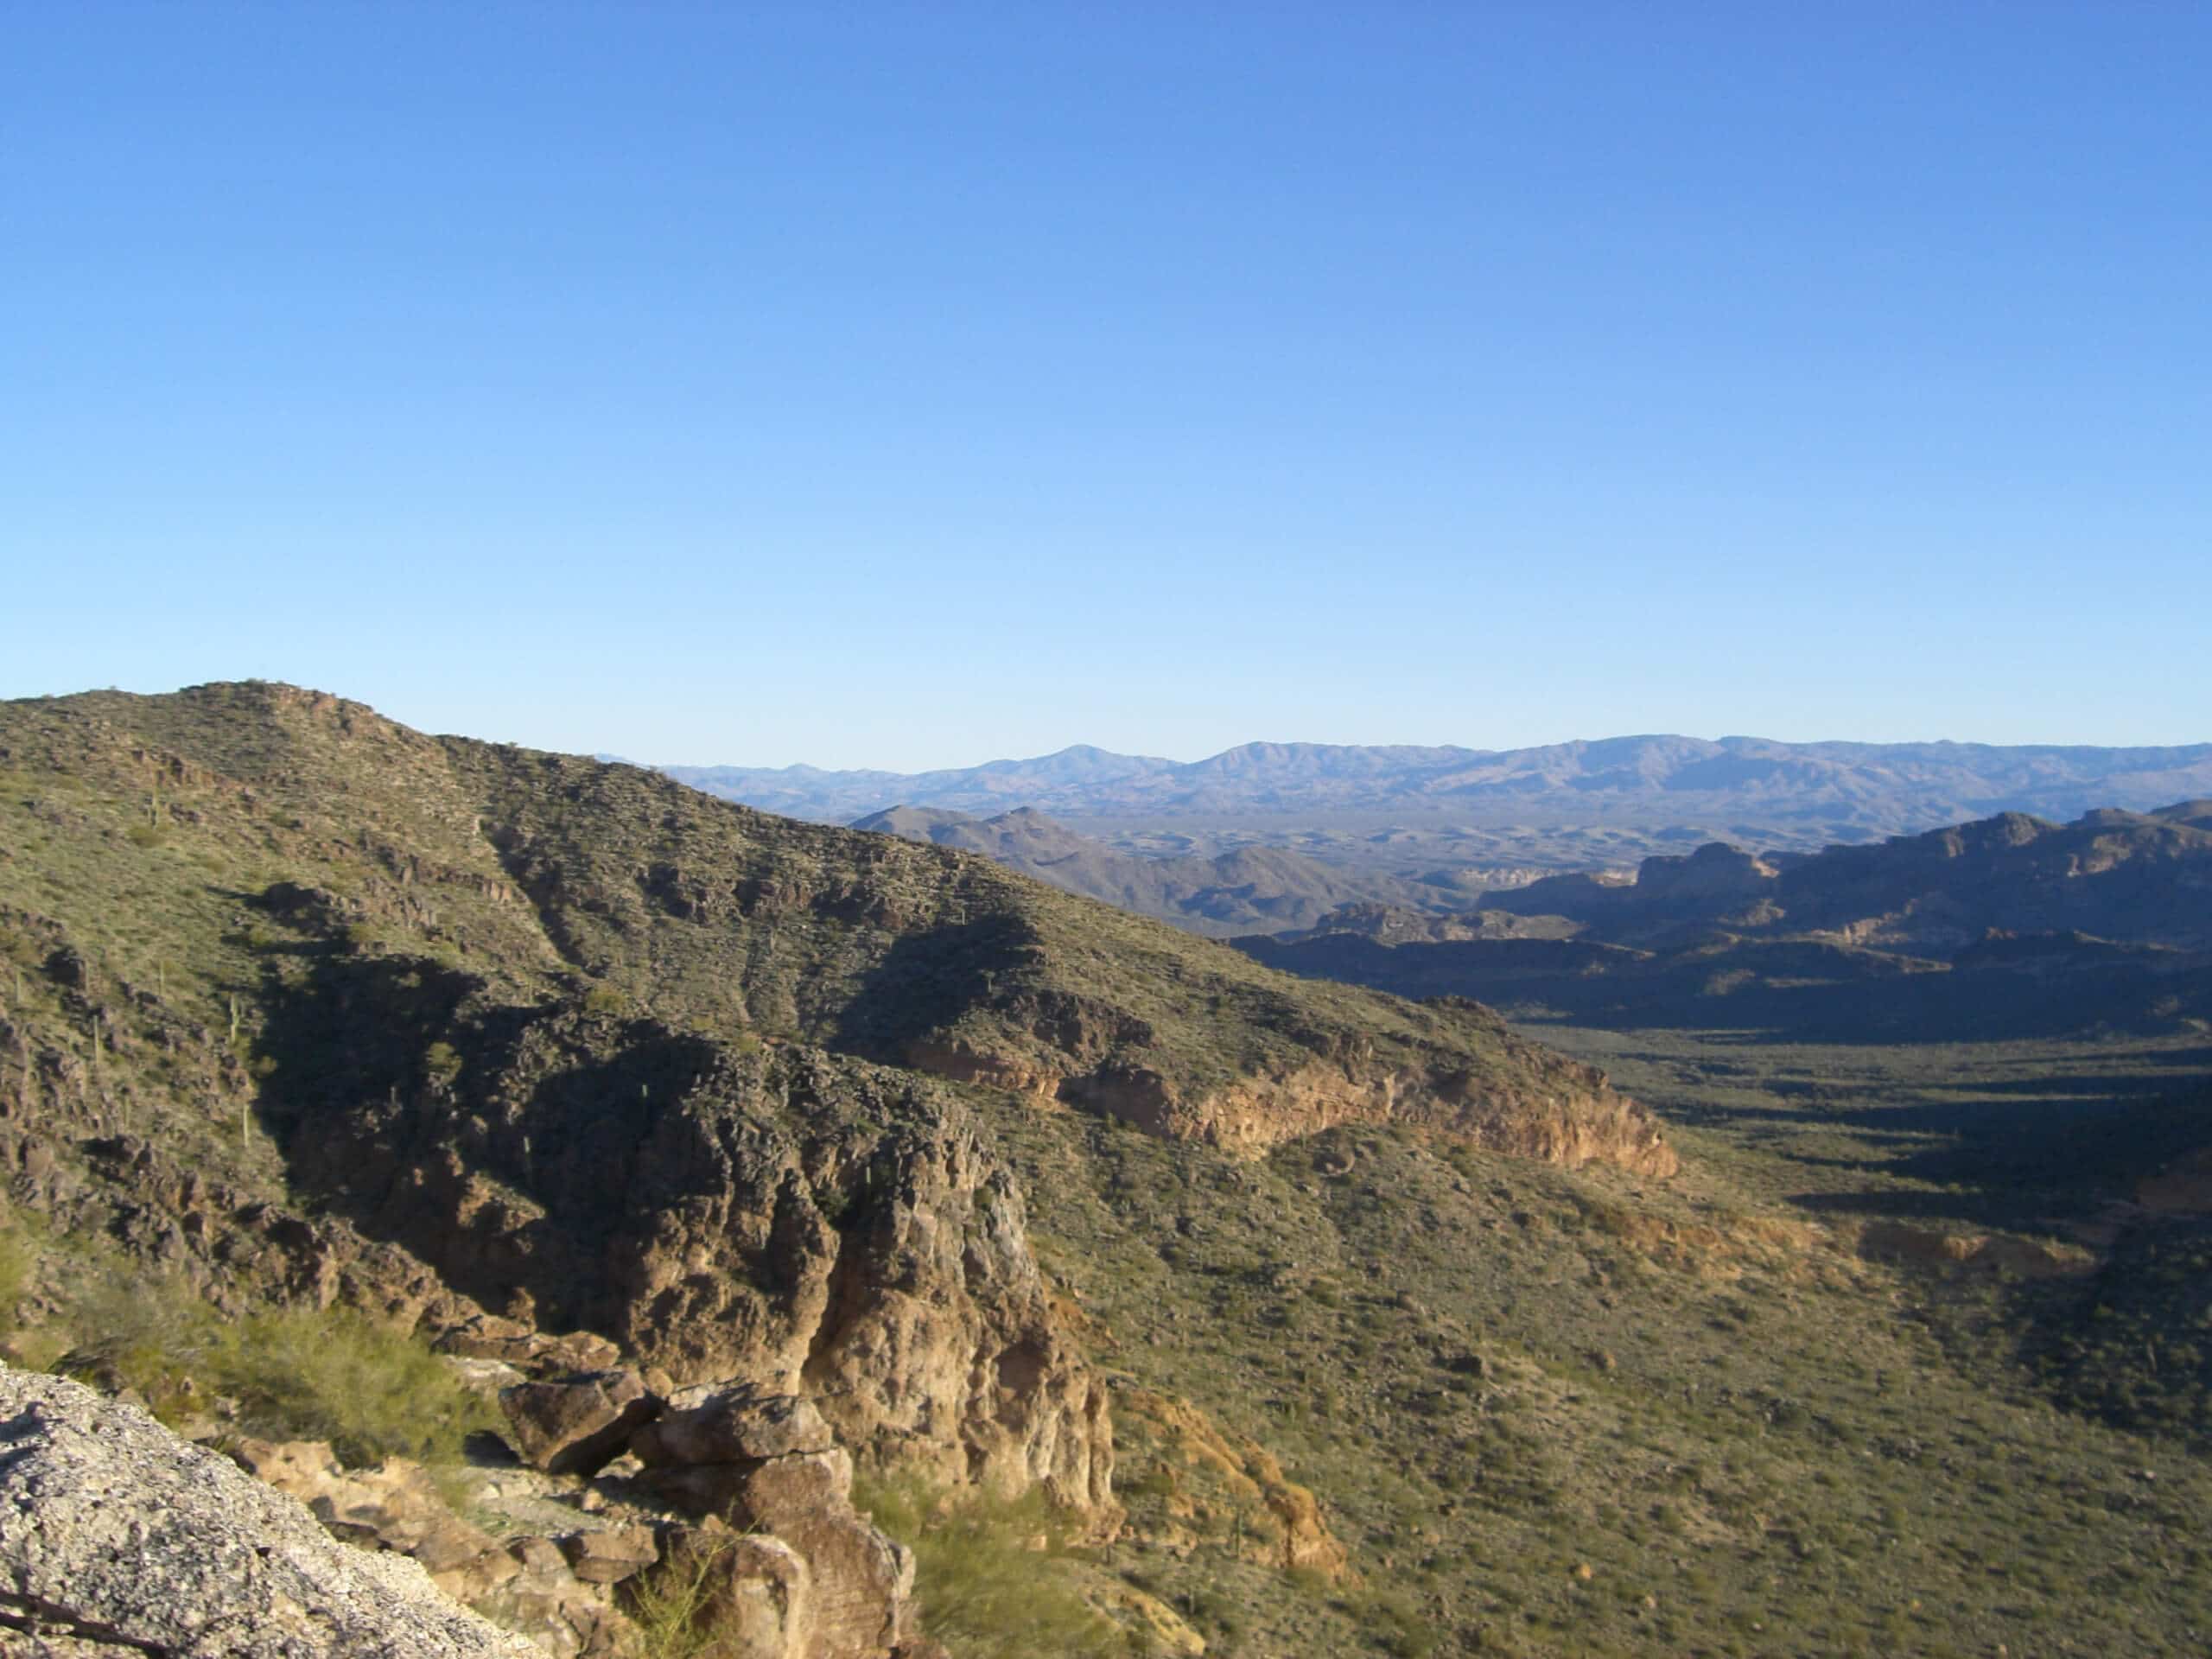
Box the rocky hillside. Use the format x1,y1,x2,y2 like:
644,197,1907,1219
11,683,2212,1656
0,679,1673,1652
0,682,1668,1171
1249,803,2212,1040
851,804,1433,937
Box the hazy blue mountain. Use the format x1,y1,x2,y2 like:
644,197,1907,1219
664,735,2212,840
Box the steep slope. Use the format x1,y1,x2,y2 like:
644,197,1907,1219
15,688,2212,1656
0,682,1665,1172
0,678,1677,1653
0,681,1673,1262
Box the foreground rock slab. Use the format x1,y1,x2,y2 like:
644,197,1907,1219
0,1365,535,1658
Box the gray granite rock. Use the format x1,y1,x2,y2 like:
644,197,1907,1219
0,1365,536,1657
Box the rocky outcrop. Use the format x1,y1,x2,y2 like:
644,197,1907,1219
488,1380,924,1659
918,1023,1679,1178
631,1381,837,1468
292,1033,1118,1529
798,1149,1116,1526
632,1414,918,1659
236,1397,938,1659
896,988,1675,1178
0,1366,535,1657
1065,1052,1677,1176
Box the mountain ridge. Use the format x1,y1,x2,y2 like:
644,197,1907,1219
665,734,2212,836
0,680,1672,1175
1244,798,2212,1040
849,802,1434,937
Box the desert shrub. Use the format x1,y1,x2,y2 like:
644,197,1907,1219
212,1302,497,1463
61,1274,494,1464
423,1039,464,1089
1352,1586,1438,1657
622,1530,740,1659
581,983,628,1016
856,1475,1124,1658
57,1271,227,1418
0,1216,36,1317
0,1215,68,1370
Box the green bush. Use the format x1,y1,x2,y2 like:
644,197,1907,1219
1352,1586,1438,1657
621,1529,741,1659
62,1275,495,1465
856,1475,1124,1658
0,1217,35,1317
423,1039,464,1089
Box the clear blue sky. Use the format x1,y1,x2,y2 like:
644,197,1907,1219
4,3,2207,768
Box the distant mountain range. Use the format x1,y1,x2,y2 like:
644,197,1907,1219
666,736,2212,842
833,780,2212,1040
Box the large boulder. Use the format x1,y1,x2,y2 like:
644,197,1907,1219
499,1369,661,1476
630,1382,836,1467
0,1366,534,1658
559,1524,661,1586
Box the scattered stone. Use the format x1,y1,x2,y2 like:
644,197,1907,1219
560,1524,661,1585
233,1439,498,1574
439,1315,623,1376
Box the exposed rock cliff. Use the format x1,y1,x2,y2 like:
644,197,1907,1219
909,992,1675,1175
273,1020,1116,1523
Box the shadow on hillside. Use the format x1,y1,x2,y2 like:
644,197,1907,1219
1270,936,2212,1047
825,912,1036,1062
1534,970,2209,1045
245,941,721,1334
1776,1087,2212,1230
